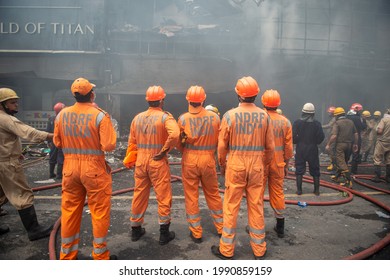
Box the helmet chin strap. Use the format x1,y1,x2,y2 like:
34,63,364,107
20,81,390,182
1,102,17,116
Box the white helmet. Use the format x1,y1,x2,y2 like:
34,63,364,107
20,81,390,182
302,103,315,114
205,104,220,116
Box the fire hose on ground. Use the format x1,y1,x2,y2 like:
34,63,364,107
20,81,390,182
26,162,389,260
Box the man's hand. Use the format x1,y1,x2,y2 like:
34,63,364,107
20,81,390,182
284,166,289,177
153,150,167,161
219,165,226,176
352,144,358,153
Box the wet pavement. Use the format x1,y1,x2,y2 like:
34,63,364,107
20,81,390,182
0,149,389,260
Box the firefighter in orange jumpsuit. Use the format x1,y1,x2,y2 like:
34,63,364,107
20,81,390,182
53,77,117,260
211,76,274,260
127,85,180,245
177,86,223,243
261,89,293,238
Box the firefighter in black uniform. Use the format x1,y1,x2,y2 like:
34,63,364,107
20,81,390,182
293,103,325,196
346,103,367,174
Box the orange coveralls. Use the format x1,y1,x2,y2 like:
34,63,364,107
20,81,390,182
128,107,179,226
177,107,223,239
53,103,117,260
218,103,274,258
264,110,293,218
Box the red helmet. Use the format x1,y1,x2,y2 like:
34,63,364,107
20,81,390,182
327,106,336,114
261,89,281,108
350,103,363,112
53,102,65,114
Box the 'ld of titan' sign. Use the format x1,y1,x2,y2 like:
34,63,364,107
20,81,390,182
0,22,94,35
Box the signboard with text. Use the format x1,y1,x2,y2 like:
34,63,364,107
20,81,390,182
0,0,104,51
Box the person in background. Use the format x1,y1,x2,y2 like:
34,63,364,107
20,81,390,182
360,110,373,162
293,103,325,195
346,103,367,174
205,104,222,172
211,76,274,260
126,85,180,245
322,106,336,172
54,77,117,260
47,102,65,179
365,111,382,162
261,89,293,238
205,104,221,117
0,88,53,241
370,108,390,183
326,107,358,187
177,86,223,243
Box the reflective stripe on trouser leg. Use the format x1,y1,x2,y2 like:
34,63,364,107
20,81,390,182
131,168,152,227
60,168,86,260
219,183,245,258
84,168,112,260
92,236,109,260
247,181,267,257
200,166,223,235
149,160,172,225
210,209,223,234
60,233,80,260
186,212,202,238
267,164,285,219
182,164,202,238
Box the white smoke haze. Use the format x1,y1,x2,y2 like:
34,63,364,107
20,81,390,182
0,0,389,128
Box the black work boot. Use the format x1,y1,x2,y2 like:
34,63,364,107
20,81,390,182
56,164,63,180
189,232,202,243
340,171,352,188
159,223,175,245
49,163,56,178
274,218,284,238
386,165,390,183
211,245,232,260
18,205,53,241
0,225,10,235
296,175,303,195
313,176,320,196
370,166,382,183
131,226,145,242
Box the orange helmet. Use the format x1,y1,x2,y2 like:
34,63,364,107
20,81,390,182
53,102,65,114
350,103,363,112
186,86,206,103
235,76,260,98
71,77,95,96
327,106,336,114
261,89,281,108
145,85,166,101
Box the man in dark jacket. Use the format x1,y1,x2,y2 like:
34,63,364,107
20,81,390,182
293,103,325,196
47,102,65,179
346,103,367,174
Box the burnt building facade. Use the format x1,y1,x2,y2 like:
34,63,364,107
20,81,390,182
1,0,390,134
